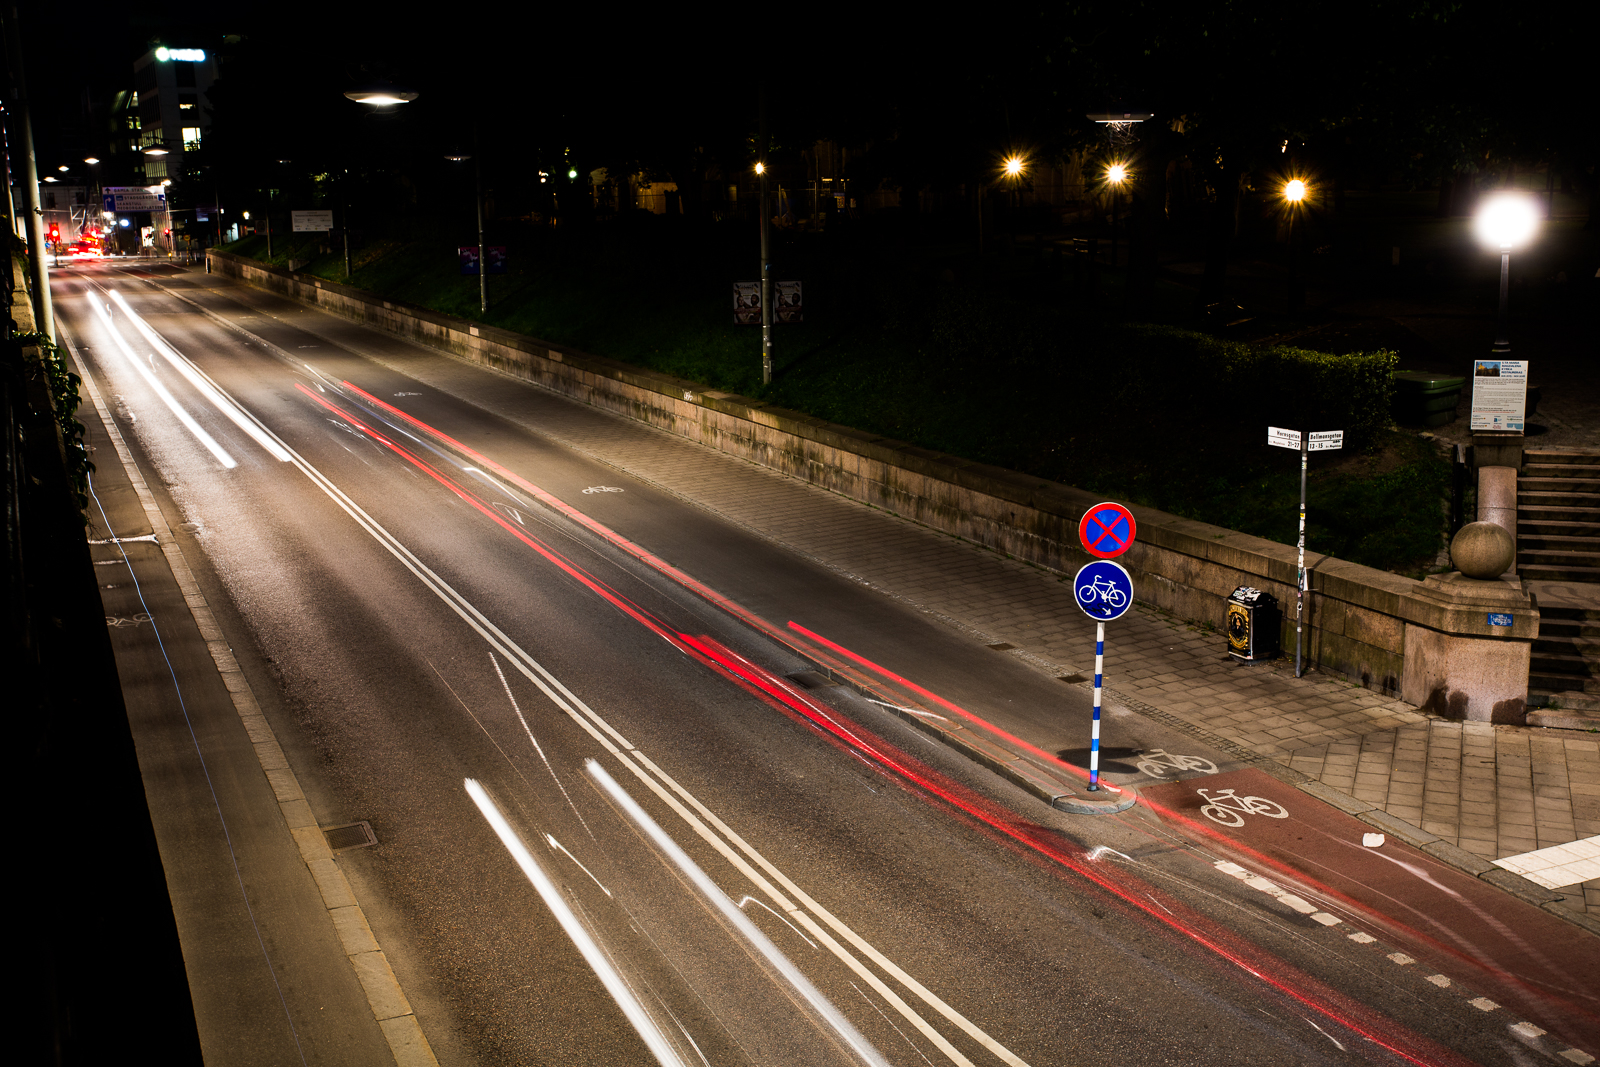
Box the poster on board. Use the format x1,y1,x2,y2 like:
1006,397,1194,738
1470,360,1528,432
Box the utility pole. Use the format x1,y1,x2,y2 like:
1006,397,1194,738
473,123,486,314
758,87,772,385
2,4,54,342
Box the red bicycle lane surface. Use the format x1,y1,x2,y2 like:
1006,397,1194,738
1141,768,1600,1053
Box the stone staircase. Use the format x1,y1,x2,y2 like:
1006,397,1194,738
1519,450,1600,715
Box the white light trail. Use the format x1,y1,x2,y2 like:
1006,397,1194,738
463,778,686,1067
90,298,236,468
586,759,892,1067
108,290,291,461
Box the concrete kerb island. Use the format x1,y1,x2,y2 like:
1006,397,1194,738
207,250,1540,724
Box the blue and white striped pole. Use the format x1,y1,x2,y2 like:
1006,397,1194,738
1089,621,1105,791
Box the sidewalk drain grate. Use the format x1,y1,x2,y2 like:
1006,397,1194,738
324,821,377,852
987,643,1016,651
1058,674,1088,684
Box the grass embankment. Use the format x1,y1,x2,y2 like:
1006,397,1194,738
221,220,1450,575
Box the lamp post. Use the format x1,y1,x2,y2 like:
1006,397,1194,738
1473,193,1539,355
342,84,419,281
978,155,1026,263
1106,162,1128,270
1283,178,1307,311
446,133,487,314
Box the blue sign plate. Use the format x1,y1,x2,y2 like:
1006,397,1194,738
1487,613,1513,627
1074,560,1133,620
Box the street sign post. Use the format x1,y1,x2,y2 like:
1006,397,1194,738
1266,427,1343,676
1073,542,1135,791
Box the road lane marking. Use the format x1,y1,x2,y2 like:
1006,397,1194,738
89,297,236,468
63,324,437,1067
464,779,687,1067
107,289,292,461
196,380,1028,1067
587,761,891,1067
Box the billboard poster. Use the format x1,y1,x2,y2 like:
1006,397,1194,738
459,246,508,275
775,281,803,323
292,209,334,232
733,281,761,324
1470,359,1528,432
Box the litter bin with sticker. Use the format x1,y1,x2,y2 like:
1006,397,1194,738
1226,587,1281,662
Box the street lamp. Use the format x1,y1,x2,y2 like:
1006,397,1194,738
1106,162,1128,269
1282,178,1309,310
445,139,487,314
1473,193,1538,355
344,84,418,278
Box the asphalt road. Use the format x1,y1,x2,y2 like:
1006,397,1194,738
54,259,1598,1067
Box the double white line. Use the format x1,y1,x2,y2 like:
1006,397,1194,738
89,288,292,467
85,287,1030,1067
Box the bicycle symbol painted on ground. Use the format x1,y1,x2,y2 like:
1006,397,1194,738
1196,787,1289,827
582,486,624,495
1077,574,1128,610
1135,750,1219,780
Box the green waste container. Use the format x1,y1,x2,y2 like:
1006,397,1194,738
1392,370,1465,428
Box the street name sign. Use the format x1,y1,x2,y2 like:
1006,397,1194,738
1267,426,1301,450
1308,431,1344,452
103,186,166,212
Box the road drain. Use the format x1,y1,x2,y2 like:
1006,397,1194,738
987,642,1015,651
323,821,377,852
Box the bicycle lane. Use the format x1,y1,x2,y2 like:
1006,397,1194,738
1141,768,1600,1058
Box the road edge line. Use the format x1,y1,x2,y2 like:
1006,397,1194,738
61,316,443,1067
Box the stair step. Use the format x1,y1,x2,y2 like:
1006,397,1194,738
1529,673,1600,696
1518,535,1600,549
1517,564,1600,582
1519,505,1600,516
1510,556,1600,572
1525,450,1600,465
1518,521,1600,536
1523,464,1600,478
1520,481,1600,497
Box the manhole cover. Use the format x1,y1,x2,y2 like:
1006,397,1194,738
323,821,377,852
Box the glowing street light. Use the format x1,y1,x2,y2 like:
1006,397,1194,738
1282,178,1310,310
1475,193,1539,355
1106,162,1129,269
1004,155,1024,178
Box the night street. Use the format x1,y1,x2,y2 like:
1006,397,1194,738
50,257,1598,1067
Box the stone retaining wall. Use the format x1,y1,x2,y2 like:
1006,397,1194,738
206,249,1538,714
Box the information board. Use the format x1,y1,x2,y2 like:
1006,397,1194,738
1470,359,1528,432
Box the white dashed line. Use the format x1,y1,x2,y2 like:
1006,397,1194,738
1387,953,1416,966
1512,1022,1548,1040
1425,975,1451,988
1469,997,1499,1012
1347,932,1376,944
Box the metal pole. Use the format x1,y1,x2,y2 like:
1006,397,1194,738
1111,185,1118,269
475,151,486,314
1492,249,1511,354
758,90,772,385
3,6,54,342
1295,432,1308,677
1088,621,1105,791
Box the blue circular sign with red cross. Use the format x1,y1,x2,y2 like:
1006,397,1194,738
1078,501,1137,559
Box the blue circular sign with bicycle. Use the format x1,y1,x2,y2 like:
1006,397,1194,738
1073,560,1133,620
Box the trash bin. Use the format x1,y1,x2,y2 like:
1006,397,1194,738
1392,370,1465,428
1226,587,1281,662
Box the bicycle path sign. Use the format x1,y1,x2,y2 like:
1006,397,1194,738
1073,560,1133,621
1079,501,1137,559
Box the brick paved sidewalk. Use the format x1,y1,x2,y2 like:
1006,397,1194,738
264,296,1600,924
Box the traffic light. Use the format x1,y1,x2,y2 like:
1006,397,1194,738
49,224,60,244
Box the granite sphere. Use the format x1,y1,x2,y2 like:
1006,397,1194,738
1450,521,1515,579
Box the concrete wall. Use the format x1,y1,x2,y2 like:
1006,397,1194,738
206,250,1538,712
